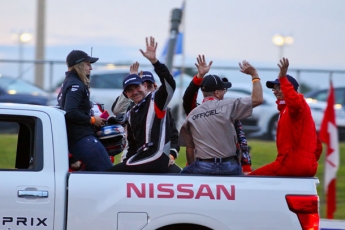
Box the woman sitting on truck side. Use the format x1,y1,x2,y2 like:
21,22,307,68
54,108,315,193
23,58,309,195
57,50,113,171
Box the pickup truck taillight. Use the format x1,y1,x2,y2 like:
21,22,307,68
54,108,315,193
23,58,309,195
285,195,319,230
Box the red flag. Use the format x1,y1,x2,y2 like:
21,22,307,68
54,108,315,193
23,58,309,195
319,80,339,219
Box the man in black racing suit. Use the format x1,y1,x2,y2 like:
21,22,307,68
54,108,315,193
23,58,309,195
108,36,176,173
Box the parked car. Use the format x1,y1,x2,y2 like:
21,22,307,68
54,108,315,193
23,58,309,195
0,76,51,106
0,75,53,133
221,84,279,140
304,86,345,107
88,68,130,113
305,86,345,140
226,84,345,140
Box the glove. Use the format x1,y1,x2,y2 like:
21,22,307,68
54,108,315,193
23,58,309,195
108,113,127,126
107,116,118,125
169,149,178,159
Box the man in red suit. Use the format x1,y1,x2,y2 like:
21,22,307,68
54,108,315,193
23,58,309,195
249,58,322,176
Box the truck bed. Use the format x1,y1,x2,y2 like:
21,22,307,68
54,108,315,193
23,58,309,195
67,172,319,230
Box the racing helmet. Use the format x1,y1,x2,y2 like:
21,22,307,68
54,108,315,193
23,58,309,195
97,124,126,156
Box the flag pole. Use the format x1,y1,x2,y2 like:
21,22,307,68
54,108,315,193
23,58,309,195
319,72,339,219
165,8,182,72
178,0,186,128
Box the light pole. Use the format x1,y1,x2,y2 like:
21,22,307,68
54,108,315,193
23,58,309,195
17,32,32,79
272,34,294,59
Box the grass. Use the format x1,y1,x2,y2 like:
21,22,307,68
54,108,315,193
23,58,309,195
1,134,344,219
0,134,18,168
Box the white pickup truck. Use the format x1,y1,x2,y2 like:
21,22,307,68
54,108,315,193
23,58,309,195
0,103,321,230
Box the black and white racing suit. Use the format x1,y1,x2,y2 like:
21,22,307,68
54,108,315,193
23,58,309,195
108,60,176,173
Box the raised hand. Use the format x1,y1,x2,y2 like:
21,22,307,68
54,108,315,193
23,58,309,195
239,60,259,79
277,57,289,78
139,36,158,64
129,62,139,75
195,54,213,78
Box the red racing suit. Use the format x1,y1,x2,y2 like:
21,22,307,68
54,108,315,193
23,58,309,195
249,76,322,176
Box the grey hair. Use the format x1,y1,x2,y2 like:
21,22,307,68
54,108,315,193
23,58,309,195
202,91,214,97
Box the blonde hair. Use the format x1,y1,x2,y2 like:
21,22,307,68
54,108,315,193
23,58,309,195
68,62,89,85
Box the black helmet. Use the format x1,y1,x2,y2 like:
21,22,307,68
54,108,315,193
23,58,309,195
97,124,126,156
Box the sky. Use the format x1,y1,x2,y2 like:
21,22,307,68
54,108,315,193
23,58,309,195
0,0,345,90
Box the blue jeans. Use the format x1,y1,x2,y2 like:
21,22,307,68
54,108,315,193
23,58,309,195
69,135,113,171
181,160,243,175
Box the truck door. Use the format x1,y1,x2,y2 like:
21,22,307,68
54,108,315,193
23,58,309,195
0,109,55,229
